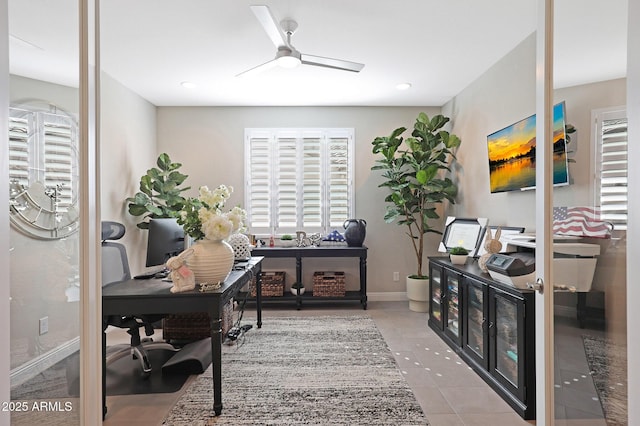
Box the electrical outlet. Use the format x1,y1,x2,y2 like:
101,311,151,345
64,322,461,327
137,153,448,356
39,317,49,335
393,271,400,282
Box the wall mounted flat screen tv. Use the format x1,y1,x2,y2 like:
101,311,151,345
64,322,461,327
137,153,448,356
487,102,569,193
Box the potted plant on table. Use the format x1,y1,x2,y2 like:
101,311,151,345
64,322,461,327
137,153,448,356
279,234,296,247
449,246,469,265
371,112,462,312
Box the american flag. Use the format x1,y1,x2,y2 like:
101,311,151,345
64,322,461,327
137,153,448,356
552,206,612,238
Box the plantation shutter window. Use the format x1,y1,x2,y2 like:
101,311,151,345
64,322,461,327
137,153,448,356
246,134,272,229
594,108,628,232
302,136,322,228
245,128,354,235
327,136,350,228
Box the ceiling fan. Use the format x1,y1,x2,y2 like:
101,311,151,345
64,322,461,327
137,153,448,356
237,5,365,77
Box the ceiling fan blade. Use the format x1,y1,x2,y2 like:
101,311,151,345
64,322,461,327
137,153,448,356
250,5,288,48
301,54,365,73
236,58,279,78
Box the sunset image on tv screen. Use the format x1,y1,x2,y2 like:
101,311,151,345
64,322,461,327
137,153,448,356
487,102,568,193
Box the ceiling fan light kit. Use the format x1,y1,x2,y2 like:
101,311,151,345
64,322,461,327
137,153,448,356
237,4,364,77
275,47,302,68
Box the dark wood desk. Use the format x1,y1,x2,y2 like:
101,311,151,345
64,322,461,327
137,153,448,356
102,257,263,417
252,246,367,309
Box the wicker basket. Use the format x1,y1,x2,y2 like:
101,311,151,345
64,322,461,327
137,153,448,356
250,271,285,297
313,271,346,297
162,300,234,342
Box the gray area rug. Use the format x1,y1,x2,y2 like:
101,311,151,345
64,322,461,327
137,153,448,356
163,315,428,425
582,335,628,425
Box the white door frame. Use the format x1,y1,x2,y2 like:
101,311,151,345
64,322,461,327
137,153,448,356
534,1,555,424
626,1,639,424
78,0,102,424
0,1,12,425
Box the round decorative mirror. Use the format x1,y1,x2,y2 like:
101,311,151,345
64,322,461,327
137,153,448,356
8,102,80,240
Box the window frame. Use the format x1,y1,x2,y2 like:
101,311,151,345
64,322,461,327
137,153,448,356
244,127,355,236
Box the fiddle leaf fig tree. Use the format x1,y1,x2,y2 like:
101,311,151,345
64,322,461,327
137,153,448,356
372,112,461,278
126,153,191,229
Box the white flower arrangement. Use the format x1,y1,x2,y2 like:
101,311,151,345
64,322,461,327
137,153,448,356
177,185,246,241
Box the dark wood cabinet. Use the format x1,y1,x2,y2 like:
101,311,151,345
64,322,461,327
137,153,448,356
428,262,444,330
463,275,489,370
429,265,464,347
428,257,536,420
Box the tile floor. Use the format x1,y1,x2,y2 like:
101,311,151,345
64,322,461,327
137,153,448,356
103,301,608,426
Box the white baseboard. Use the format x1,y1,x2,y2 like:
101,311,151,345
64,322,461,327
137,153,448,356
10,337,79,389
367,291,407,302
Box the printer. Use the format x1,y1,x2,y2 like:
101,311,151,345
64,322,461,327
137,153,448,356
496,234,601,292
485,252,536,289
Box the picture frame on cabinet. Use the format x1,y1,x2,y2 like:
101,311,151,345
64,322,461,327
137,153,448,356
438,217,488,257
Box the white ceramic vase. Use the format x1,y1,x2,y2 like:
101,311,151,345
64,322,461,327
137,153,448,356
187,239,234,284
406,276,429,312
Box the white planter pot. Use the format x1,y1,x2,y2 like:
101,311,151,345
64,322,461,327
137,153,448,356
449,254,468,265
406,276,429,312
290,287,306,296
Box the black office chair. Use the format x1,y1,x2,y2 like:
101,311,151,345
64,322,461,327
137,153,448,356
102,221,177,377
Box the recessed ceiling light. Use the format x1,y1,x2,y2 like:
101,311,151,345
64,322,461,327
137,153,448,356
396,83,412,91
180,81,197,89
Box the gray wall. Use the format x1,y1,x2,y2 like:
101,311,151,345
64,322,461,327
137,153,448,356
7,73,157,373
8,76,80,371
100,73,157,276
155,106,443,296
442,34,626,332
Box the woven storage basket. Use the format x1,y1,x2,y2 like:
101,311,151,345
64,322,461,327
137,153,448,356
162,300,234,342
313,271,346,296
251,271,285,297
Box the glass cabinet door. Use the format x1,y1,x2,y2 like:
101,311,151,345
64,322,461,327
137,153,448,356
464,277,488,369
444,271,461,344
429,264,443,329
490,289,525,400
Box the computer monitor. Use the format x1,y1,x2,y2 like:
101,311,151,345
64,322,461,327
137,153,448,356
145,218,185,267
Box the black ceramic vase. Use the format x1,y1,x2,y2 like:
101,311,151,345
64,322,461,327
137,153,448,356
343,219,367,247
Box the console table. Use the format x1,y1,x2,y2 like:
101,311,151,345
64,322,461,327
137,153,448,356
251,246,368,309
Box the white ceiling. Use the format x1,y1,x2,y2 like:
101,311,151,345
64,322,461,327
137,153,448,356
8,0,628,107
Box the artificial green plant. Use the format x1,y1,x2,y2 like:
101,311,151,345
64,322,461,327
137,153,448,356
449,246,469,255
371,112,462,278
126,153,190,229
